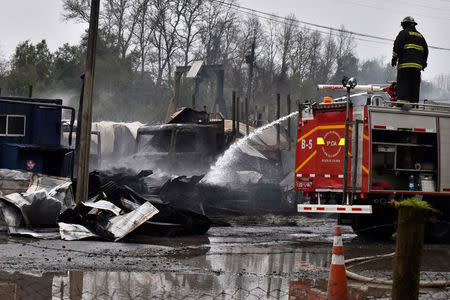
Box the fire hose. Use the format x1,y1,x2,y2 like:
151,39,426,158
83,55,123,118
345,252,450,287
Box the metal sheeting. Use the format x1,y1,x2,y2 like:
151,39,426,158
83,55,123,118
0,170,74,238
439,117,450,191
59,223,99,241
83,200,122,216
107,202,159,241
236,171,263,184
58,202,160,242
1,177,74,228
0,169,33,196
239,143,268,160
186,61,204,78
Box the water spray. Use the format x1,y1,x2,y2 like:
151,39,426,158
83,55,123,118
202,111,299,186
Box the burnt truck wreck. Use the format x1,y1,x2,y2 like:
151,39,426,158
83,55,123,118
134,108,229,174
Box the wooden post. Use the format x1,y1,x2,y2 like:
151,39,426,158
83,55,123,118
75,0,100,205
264,105,269,123
276,94,280,149
241,100,244,122
392,200,429,300
245,97,249,135
236,96,240,138
232,91,236,137
287,94,291,151
192,94,196,110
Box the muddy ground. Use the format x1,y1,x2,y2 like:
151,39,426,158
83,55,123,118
0,216,448,299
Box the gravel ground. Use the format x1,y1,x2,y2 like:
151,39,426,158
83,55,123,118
0,216,448,299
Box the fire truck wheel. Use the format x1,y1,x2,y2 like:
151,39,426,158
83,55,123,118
425,214,450,243
351,213,396,241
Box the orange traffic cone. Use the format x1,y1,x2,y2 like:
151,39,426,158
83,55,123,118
327,225,349,300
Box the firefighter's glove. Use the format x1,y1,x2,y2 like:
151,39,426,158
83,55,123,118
391,57,397,67
422,62,427,70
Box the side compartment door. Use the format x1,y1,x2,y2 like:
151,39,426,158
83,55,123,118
439,117,450,192
295,116,317,191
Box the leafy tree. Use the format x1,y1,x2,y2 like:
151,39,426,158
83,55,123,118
53,43,84,89
7,40,52,96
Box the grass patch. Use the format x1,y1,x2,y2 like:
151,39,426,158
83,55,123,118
395,197,437,212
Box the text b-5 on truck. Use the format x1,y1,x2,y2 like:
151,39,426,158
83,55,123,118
295,83,450,242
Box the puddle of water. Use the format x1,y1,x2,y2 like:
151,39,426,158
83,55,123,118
0,270,396,300
0,223,448,299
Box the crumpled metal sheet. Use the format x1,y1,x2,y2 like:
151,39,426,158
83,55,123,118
0,200,23,235
2,179,74,228
236,171,263,184
83,200,122,216
0,170,74,236
279,171,295,192
59,222,99,241
12,228,60,239
239,143,268,160
58,202,159,241
107,202,159,241
0,169,33,196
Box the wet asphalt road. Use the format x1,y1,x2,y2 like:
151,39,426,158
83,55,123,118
0,216,448,299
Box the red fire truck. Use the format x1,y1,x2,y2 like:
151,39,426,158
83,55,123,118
295,79,450,241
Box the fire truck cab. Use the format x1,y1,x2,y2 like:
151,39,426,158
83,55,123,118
295,85,450,241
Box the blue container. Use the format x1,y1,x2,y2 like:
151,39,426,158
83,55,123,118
0,97,73,177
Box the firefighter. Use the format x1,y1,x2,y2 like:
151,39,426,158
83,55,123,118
391,16,428,103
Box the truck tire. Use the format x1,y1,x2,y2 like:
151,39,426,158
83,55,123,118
351,207,396,240
425,214,450,243
423,196,450,243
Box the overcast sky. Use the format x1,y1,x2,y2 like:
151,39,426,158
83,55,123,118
0,0,449,81
243,0,450,80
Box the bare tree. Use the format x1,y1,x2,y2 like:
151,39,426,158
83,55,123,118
150,0,186,86
132,0,153,76
290,27,311,82
277,14,297,91
307,30,322,81
198,1,238,65
103,0,139,59
318,31,337,82
260,20,278,76
178,0,204,66
62,0,91,22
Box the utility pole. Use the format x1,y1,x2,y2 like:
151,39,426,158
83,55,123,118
276,94,280,150
245,97,249,135
232,91,236,137
75,0,100,205
287,95,291,151
245,29,256,105
236,96,240,138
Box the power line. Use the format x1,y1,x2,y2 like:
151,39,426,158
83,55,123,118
365,0,450,12
212,0,450,51
343,0,450,22
228,4,392,47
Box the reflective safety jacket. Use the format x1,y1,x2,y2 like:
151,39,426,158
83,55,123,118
392,26,428,70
